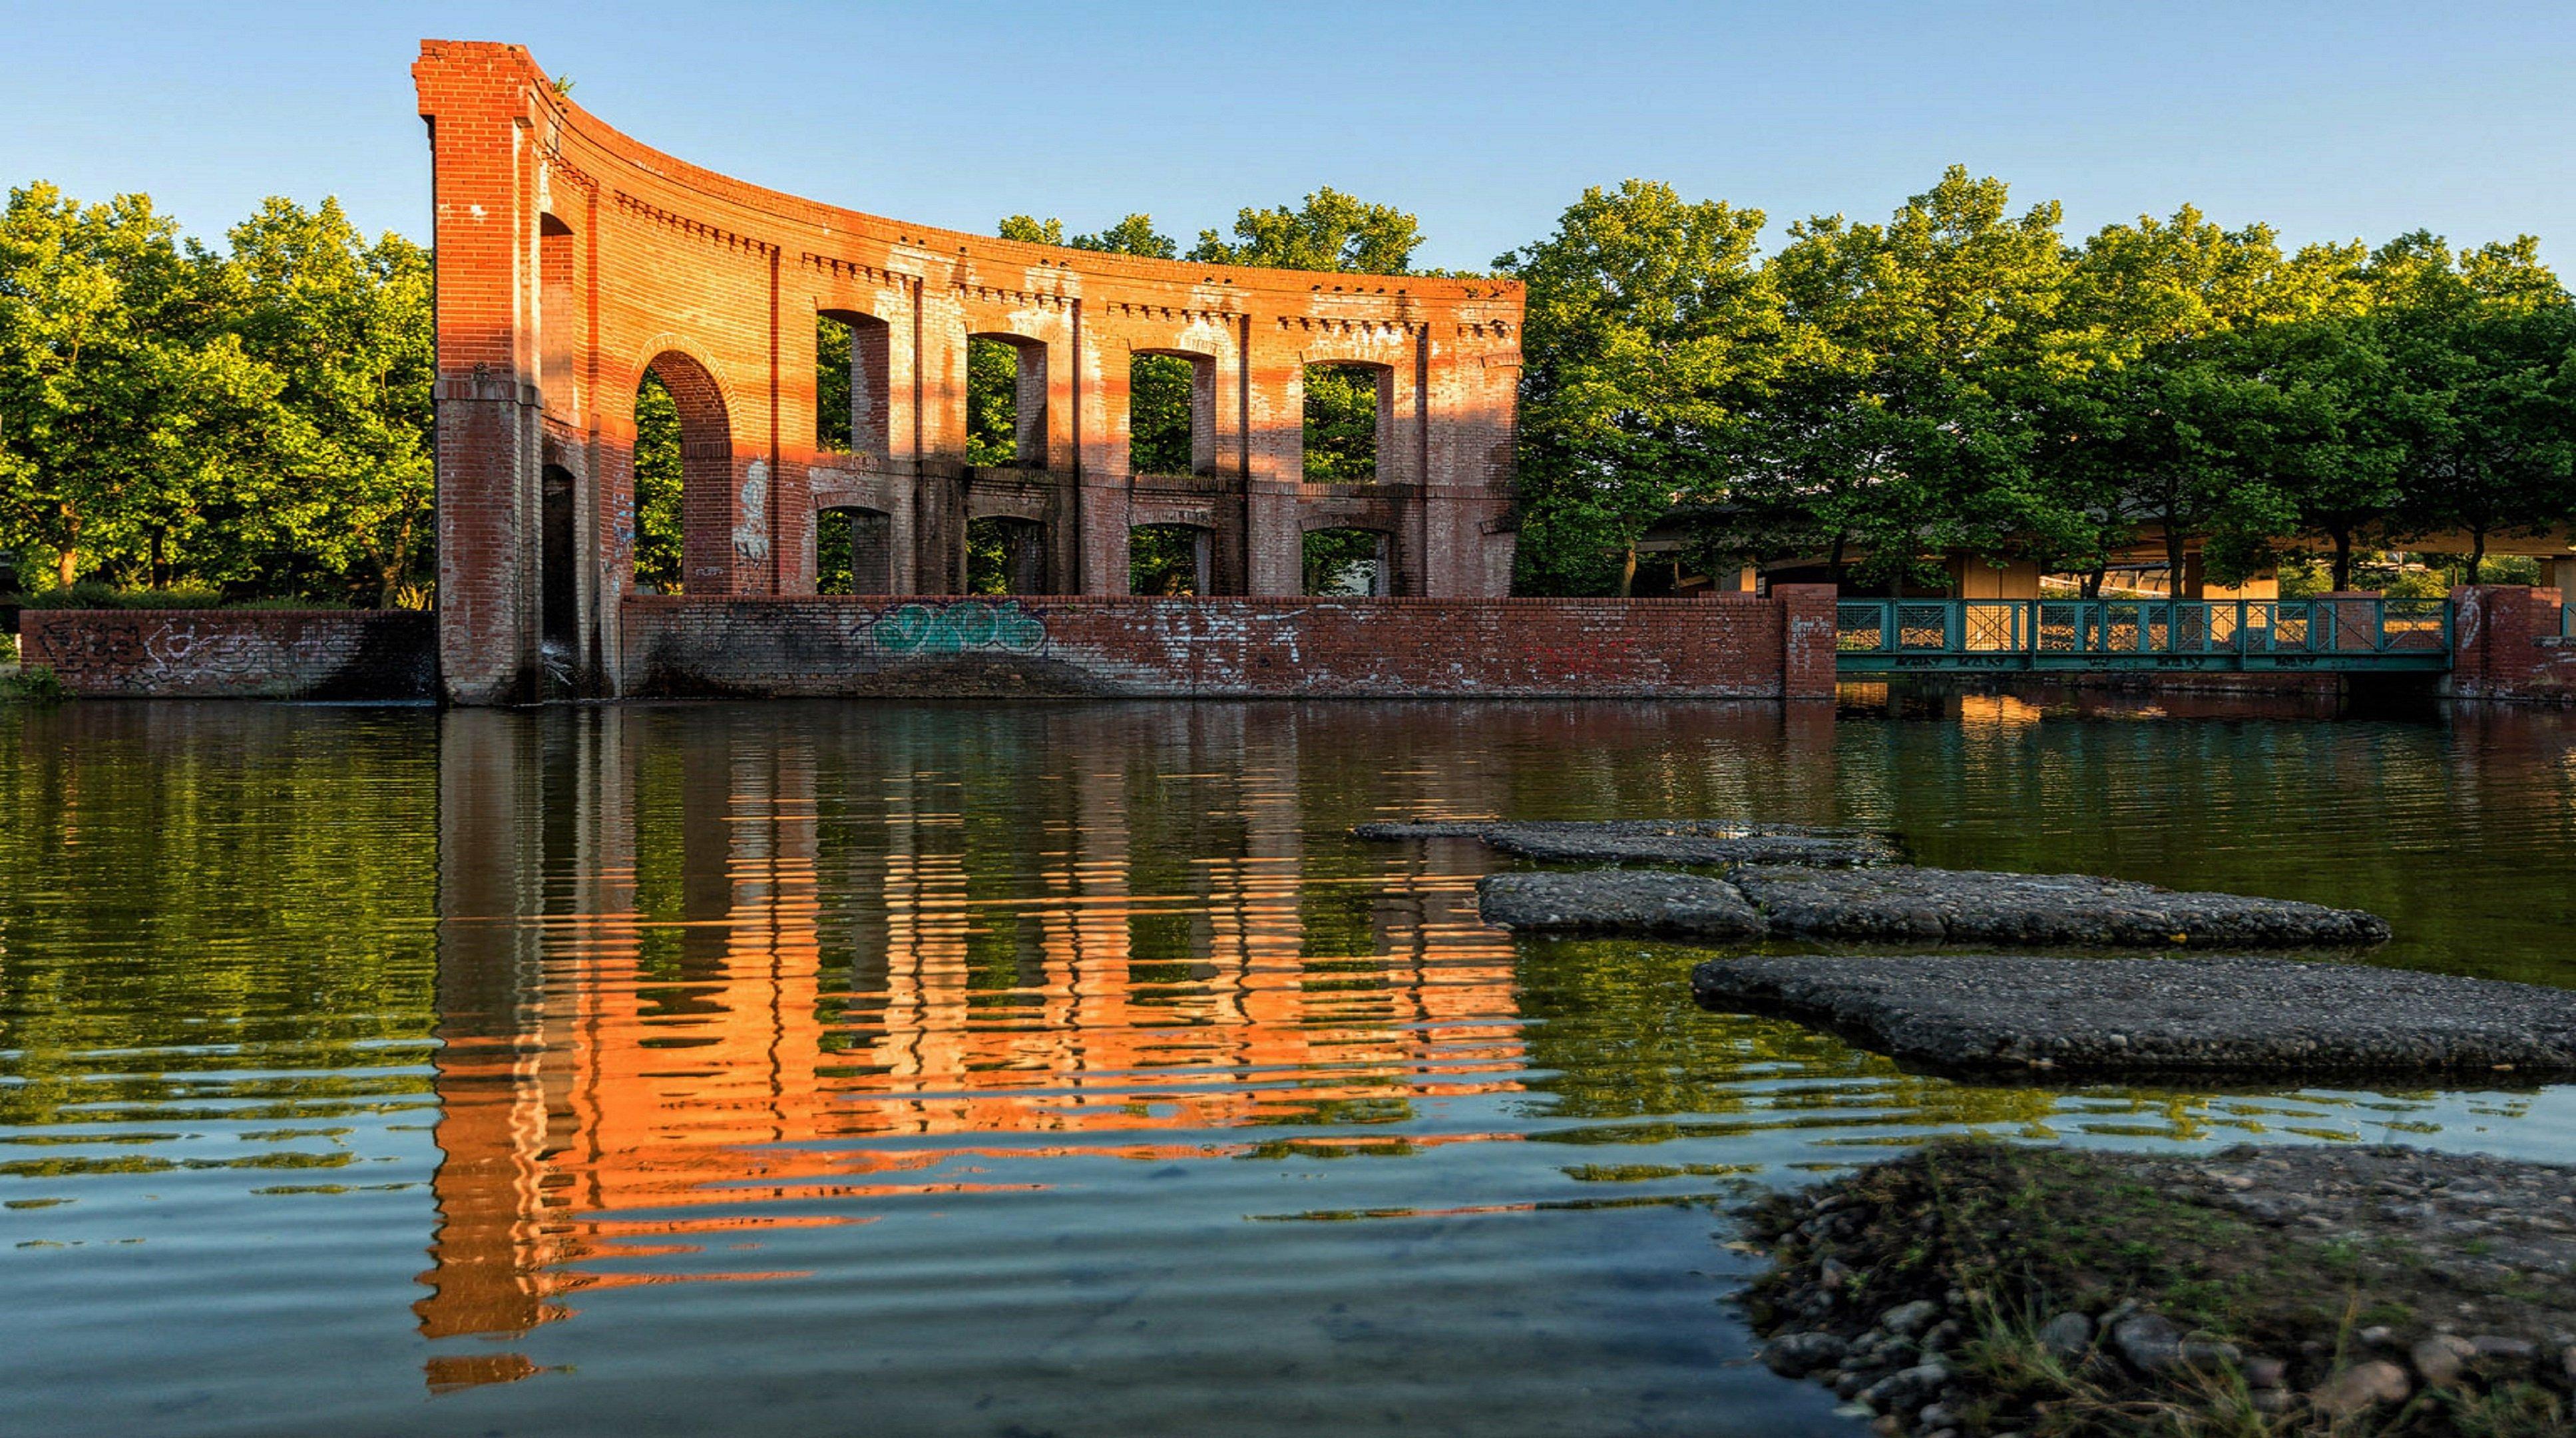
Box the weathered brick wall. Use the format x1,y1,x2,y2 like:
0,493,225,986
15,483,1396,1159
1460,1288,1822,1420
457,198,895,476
20,611,436,700
2450,585,2576,703
414,39,1526,704
621,595,1832,700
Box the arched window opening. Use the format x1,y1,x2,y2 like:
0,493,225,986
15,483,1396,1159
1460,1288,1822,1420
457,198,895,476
632,373,684,593
817,507,893,595
1303,363,1387,483
817,311,890,461
1303,529,1389,596
632,352,731,595
1130,525,1210,596
967,517,1046,595
1129,352,1213,477
967,335,1045,468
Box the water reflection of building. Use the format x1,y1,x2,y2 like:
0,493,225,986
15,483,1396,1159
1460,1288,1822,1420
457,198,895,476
417,704,1766,1387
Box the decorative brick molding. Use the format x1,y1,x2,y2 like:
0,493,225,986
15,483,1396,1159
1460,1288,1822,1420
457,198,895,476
620,595,1828,700
20,610,435,700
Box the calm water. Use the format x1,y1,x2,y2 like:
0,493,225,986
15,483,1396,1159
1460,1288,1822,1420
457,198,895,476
5,694,2575,1437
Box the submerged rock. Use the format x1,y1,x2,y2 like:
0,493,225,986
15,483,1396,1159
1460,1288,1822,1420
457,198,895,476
1478,870,1765,938
1729,864,2390,949
1689,954,2576,1078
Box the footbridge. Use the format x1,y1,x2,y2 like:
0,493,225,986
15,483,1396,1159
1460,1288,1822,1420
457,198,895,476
1833,597,2456,675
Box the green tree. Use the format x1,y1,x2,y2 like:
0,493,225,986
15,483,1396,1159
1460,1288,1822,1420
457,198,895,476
1751,167,2071,592
632,372,684,592
1496,179,1778,594
213,197,434,604
1185,188,1423,274
0,184,270,591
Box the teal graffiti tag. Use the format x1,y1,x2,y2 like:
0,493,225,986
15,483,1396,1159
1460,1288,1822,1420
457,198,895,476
872,600,1046,656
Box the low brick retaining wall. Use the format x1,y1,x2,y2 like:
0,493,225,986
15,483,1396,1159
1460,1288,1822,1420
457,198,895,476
20,609,435,700
620,588,1840,700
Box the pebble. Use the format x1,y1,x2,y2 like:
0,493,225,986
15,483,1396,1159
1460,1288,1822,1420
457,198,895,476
2242,1355,2287,1389
2412,1333,2474,1386
2310,1359,2412,1417
2037,1311,2093,1359
2468,1333,2537,1362
1761,1331,1848,1378
2111,1313,2184,1373
1879,1300,1940,1337
1858,1361,1949,1412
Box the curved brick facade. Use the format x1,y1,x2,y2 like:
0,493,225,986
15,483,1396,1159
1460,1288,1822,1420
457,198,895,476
414,41,1525,704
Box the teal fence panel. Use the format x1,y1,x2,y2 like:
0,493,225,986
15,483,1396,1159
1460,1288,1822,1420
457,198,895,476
1833,598,2452,674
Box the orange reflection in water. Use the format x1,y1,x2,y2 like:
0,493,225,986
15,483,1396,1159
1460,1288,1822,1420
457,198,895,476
411,708,1534,1379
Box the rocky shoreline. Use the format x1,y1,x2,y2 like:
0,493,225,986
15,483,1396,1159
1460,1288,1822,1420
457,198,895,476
1739,1141,2576,1437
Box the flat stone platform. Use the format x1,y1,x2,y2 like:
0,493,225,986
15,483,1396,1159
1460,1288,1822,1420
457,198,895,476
1478,870,1767,937
1353,820,1902,868
1731,865,2392,948
1476,865,2390,949
1690,955,2576,1077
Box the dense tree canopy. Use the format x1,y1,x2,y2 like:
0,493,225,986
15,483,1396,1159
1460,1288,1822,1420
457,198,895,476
7,172,2572,606
1,184,429,604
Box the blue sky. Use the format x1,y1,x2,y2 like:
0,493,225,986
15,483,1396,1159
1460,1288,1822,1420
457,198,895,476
6,1,2574,272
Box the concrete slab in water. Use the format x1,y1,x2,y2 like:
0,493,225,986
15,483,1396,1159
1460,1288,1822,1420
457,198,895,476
1690,955,2576,1077
1730,865,2390,948
1479,870,1766,938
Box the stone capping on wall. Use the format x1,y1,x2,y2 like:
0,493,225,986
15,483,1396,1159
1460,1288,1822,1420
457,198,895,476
19,609,437,700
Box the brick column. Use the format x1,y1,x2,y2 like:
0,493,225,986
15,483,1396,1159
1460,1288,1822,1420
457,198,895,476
417,45,546,704
2450,584,2565,699
1775,583,1839,700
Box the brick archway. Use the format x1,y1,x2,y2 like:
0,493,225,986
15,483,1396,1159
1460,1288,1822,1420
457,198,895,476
635,350,747,598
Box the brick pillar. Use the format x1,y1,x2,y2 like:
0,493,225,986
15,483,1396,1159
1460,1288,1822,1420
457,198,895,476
2450,584,2563,699
1243,321,1303,597
1775,583,1839,700
418,45,546,704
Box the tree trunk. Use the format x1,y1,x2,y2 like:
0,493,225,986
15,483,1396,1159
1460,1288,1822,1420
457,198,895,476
55,547,77,589
2081,567,2105,600
2332,531,2354,593
150,530,168,591
2165,526,2187,600
1615,545,1637,599
2470,530,2489,585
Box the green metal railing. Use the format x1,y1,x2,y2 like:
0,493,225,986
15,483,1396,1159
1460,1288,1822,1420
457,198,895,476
1834,598,2453,673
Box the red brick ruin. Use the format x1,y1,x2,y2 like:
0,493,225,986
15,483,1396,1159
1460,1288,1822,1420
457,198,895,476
415,40,1527,704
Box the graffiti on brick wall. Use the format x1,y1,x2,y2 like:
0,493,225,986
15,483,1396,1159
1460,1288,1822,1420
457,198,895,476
732,459,771,567
141,617,333,686
871,599,1046,656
